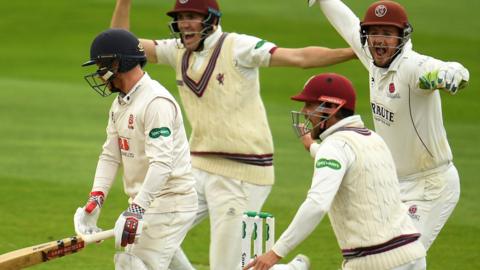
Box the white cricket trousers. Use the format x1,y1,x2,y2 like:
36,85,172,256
187,167,272,270
399,162,460,250
126,210,196,270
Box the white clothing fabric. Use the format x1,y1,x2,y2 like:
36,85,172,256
190,167,271,270
272,116,425,269
400,164,460,249
89,73,198,269
126,210,196,270
153,27,276,270
155,26,275,78
316,0,468,178
315,0,464,251
92,73,197,212
391,257,426,270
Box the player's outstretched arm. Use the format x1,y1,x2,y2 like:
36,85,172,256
269,46,356,68
111,0,158,63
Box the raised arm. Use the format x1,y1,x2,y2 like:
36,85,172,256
111,0,158,63
269,46,355,68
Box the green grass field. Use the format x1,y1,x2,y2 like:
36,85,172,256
0,0,478,269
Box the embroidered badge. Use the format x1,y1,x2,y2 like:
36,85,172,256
316,158,341,170
216,73,225,85
128,114,134,130
408,205,420,221
375,5,387,17
149,127,171,138
389,83,395,93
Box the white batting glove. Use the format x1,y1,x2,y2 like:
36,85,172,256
74,191,104,235
114,204,145,249
419,65,469,95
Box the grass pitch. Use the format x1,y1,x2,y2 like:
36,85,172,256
0,0,478,269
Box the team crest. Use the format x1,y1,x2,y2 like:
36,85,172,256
387,82,400,99
408,205,420,221
389,82,395,93
137,43,144,52
216,73,225,85
128,114,134,129
375,5,387,17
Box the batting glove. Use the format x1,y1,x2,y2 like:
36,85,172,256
74,191,105,235
419,66,469,95
114,204,145,249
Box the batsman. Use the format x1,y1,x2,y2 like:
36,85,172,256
74,28,197,270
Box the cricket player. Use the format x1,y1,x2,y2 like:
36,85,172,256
110,0,356,269
309,0,470,252
245,73,426,270
74,28,197,270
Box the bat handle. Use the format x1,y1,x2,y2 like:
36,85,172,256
81,229,114,244
81,223,148,244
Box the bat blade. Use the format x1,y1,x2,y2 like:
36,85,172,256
0,229,113,269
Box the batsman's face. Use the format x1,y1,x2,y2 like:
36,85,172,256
177,12,205,51
366,25,402,67
302,102,326,139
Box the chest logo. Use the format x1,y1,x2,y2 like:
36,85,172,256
118,137,130,151
128,114,134,130
389,82,395,93
386,83,401,99
149,127,171,138
316,158,341,170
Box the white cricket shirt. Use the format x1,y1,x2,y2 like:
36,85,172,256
92,73,197,213
317,0,468,178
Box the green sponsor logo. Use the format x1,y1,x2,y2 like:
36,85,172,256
254,40,267,49
149,127,171,138
316,158,341,170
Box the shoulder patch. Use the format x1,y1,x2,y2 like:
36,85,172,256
149,127,171,138
254,40,267,49
316,158,341,170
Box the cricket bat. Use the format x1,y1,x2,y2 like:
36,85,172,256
0,229,113,269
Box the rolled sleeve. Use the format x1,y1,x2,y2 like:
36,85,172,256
233,34,277,68
154,38,179,68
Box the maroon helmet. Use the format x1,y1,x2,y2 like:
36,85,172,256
167,0,222,44
291,73,357,138
359,1,413,45
167,0,221,18
291,73,356,111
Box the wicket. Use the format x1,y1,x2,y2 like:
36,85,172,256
241,211,275,267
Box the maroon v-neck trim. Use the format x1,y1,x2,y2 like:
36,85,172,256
181,33,228,97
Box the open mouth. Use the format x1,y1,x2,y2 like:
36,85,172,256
374,47,387,57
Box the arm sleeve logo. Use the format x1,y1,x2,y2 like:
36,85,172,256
316,158,342,170
254,40,267,49
149,127,171,138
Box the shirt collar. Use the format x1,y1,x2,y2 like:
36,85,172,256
320,115,365,140
117,72,150,105
202,25,223,51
